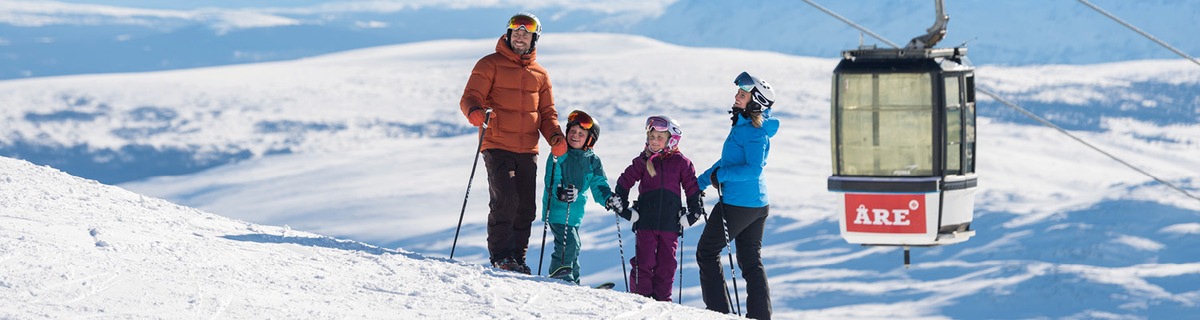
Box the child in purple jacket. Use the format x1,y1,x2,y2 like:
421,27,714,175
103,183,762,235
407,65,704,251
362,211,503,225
610,115,705,301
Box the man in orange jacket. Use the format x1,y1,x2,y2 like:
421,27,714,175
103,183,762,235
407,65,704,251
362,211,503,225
460,11,567,274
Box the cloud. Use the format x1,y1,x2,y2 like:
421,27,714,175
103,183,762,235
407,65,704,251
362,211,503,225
256,0,677,16
0,0,298,32
1,0,677,30
1112,235,1164,251
0,0,190,27
1160,223,1200,235
354,20,388,29
194,9,300,35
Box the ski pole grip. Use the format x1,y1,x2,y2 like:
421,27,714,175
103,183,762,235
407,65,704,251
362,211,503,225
482,108,493,129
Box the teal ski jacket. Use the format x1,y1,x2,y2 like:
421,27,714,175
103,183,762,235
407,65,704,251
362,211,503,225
541,148,614,227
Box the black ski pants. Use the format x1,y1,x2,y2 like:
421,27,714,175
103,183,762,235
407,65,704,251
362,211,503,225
482,149,538,264
696,202,771,319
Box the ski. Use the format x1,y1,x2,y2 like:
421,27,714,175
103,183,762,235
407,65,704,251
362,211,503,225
549,266,573,280
545,266,612,290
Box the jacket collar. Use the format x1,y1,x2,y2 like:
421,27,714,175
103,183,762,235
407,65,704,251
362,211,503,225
567,148,590,157
495,36,535,66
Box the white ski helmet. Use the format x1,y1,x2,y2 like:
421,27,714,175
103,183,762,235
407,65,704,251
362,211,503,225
506,12,542,50
734,71,775,111
646,115,683,151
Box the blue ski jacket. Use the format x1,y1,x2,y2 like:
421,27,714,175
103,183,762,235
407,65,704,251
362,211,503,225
697,109,780,208
541,148,613,227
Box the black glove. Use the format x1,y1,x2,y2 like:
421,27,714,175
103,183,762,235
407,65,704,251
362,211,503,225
679,209,700,227
681,194,704,226
709,168,721,191
609,186,631,212
605,194,626,212
556,184,578,203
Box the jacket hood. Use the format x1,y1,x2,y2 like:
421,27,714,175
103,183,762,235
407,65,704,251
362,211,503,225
763,109,780,138
495,36,535,66
735,109,780,138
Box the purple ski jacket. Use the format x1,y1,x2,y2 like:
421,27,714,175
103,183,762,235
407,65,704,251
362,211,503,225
615,150,701,233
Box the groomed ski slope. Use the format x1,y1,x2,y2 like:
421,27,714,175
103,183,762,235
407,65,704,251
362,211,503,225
0,156,734,318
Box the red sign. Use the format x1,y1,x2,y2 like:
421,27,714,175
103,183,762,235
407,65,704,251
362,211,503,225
844,193,927,234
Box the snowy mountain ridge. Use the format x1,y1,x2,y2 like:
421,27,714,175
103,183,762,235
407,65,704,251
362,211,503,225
2,33,1197,184
2,0,1198,79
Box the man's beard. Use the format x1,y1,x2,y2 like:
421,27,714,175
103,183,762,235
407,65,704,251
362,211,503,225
512,44,531,55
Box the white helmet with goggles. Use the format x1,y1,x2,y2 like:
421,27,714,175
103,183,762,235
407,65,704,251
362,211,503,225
734,71,775,111
645,115,683,151
506,12,541,50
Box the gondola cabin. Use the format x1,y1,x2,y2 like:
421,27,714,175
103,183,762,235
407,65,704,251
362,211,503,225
828,46,978,251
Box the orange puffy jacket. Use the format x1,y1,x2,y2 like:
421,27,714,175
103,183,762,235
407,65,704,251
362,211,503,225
460,36,563,154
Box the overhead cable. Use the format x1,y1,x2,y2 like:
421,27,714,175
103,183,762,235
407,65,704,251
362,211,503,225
801,0,901,49
1077,0,1200,67
978,88,1200,202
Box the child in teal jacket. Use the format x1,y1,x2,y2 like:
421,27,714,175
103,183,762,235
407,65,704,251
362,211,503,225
541,110,614,284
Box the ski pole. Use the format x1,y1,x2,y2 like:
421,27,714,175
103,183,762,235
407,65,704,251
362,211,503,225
537,157,559,275
716,183,742,316
678,206,685,305
559,184,575,277
632,231,639,295
630,204,640,294
538,222,548,275
450,108,491,260
614,209,630,292
700,199,736,313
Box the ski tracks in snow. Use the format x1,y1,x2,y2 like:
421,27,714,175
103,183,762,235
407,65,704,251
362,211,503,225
63,272,125,304
519,285,546,317
32,270,126,306
207,296,233,320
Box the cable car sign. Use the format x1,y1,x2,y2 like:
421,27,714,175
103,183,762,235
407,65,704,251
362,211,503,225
844,193,926,234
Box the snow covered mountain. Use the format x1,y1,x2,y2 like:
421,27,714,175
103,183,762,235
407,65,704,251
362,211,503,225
0,156,733,318
2,0,1198,79
2,32,1198,318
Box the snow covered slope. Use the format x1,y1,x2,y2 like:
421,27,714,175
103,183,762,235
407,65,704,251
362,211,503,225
0,156,733,318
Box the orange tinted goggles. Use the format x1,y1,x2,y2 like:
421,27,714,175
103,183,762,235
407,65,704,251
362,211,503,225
508,16,539,33
567,110,594,130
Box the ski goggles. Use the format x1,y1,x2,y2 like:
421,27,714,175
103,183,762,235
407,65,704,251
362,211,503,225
734,71,756,92
508,15,539,33
567,110,594,130
646,116,671,132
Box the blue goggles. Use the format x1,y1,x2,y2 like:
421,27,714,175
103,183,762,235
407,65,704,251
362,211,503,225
734,71,756,92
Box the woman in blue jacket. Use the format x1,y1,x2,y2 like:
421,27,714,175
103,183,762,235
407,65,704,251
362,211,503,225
695,71,779,319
